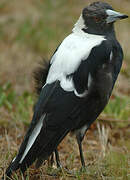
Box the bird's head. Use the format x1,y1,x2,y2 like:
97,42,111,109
73,1,128,36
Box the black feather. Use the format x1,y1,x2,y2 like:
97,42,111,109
33,59,50,95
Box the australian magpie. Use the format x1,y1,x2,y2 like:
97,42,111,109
3,1,128,179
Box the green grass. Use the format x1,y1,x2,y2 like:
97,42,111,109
0,82,16,110
43,150,129,180
13,91,34,126
104,95,130,122
1,81,129,179
15,18,60,55
0,82,34,127
104,151,129,179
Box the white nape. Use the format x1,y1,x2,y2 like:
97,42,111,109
19,114,46,163
72,14,86,33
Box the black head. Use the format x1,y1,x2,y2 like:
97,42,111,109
82,1,128,35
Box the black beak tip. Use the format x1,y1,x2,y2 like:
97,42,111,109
121,15,128,19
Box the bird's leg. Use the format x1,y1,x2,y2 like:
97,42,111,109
76,134,85,168
50,152,54,166
76,126,88,169
49,148,61,168
55,149,62,168
47,149,64,177
55,149,74,175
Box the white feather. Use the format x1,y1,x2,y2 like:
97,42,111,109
46,15,105,96
110,51,113,61
88,73,92,88
72,14,86,33
74,90,88,98
19,114,45,163
74,73,92,97
60,76,74,92
12,157,16,163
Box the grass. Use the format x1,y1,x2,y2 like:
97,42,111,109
0,0,130,179
0,82,34,127
104,95,130,122
0,82,129,179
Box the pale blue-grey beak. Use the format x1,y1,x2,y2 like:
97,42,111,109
106,9,128,23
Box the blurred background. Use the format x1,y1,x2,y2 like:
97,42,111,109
0,0,129,179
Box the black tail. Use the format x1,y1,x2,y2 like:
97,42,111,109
33,59,50,95
3,113,69,179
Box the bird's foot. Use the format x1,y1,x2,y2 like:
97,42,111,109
47,166,62,177
80,166,87,173
47,166,76,177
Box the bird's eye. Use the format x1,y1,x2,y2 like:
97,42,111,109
94,16,101,22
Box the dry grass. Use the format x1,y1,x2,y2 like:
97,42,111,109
0,0,130,179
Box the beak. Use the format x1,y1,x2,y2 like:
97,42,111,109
106,9,128,23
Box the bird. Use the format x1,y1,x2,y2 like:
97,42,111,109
3,1,128,179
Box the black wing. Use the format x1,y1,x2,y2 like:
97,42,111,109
5,40,115,178
73,40,112,94
5,81,82,176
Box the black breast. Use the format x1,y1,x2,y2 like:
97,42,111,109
90,62,113,100
73,39,123,130
74,62,114,130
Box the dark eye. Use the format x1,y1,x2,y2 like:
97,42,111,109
94,16,101,22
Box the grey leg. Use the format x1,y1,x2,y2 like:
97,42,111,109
76,126,88,168
50,152,54,166
49,148,61,168
55,149,74,175
55,149,62,168
76,134,85,167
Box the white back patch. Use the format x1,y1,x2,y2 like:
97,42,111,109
46,15,106,96
60,76,74,92
19,114,45,163
46,32,105,94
